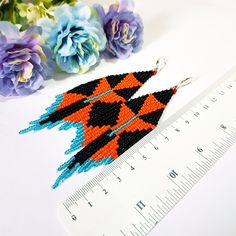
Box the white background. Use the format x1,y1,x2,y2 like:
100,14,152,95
0,0,236,235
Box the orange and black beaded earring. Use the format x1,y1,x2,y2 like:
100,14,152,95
52,77,193,188
19,59,193,189
20,58,167,155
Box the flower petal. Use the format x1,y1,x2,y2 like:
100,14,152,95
54,4,73,28
0,21,20,39
37,18,58,48
17,62,33,82
93,4,106,25
118,0,135,12
72,3,91,20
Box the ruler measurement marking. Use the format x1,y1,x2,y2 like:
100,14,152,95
219,140,230,150
164,197,174,208
129,231,136,236
201,160,212,170
180,180,191,193
139,224,147,234
167,190,179,203
220,136,234,147
196,161,209,172
146,214,155,226
208,149,221,160
194,150,211,162
221,129,236,139
187,173,197,184
167,176,186,194
181,175,193,188
178,182,189,192
148,214,156,225
143,222,151,232
155,204,166,217
212,142,225,154
138,226,146,235
193,167,204,178
140,222,148,232
134,207,153,228
157,202,169,214
132,223,144,236
202,155,215,166
83,182,91,196
120,229,127,236
150,206,161,220
187,170,199,182
216,141,228,152
168,190,180,202
205,152,216,163
201,157,213,167
148,211,158,222
186,166,200,181
155,199,169,214
63,203,71,214
194,164,205,176
228,132,236,142
222,136,236,146
172,191,181,201
197,165,207,175
173,187,183,196
156,209,165,219
67,197,74,207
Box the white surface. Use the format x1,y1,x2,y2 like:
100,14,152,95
0,0,236,235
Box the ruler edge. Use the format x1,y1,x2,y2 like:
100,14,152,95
59,65,236,208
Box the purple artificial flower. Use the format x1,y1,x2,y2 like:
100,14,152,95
94,0,143,59
0,21,54,96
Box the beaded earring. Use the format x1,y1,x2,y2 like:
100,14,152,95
20,58,166,155
52,78,193,188
19,59,193,189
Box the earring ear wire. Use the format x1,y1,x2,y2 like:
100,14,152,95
156,57,167,72
174,76,198,91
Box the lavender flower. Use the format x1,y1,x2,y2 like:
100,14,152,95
95,0,143,59
0,21,54,96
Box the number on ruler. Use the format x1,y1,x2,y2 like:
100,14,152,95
220,124,227,130
130,166,135,170
203,104,209,109
151,142,159,150
219,91,225,95
117,177,122,182
142,155,147,160
136,200,146,210
211,97,217,102
71,215,77,221
102,189,108,195
194,112,200,117
169,170,178,178
88,202,93,207
175,128,180,132
197,147,203,153
227,84,232,89
185,120,190,124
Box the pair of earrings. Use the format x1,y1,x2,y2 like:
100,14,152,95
20,59,192,188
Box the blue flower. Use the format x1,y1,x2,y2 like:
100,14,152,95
37,3,107,74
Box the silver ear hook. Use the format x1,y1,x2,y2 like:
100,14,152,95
156,58,167,72
176,77,195,89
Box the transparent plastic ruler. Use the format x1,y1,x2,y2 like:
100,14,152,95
58,66,236,236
